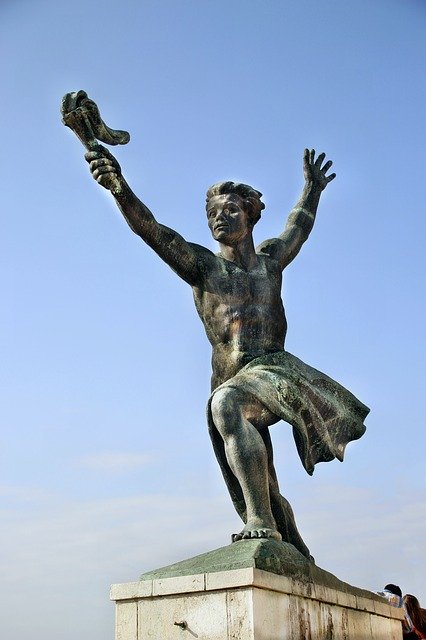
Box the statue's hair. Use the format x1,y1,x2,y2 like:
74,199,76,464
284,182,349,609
206,181,265,226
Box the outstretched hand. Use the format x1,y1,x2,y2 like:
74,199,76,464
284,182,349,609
85,146,122,192
303,149,336,191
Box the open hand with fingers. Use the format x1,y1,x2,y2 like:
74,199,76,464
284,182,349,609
303,148,336,191
85,146,122,192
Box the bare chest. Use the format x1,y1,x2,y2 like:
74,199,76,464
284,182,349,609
192,255,283,322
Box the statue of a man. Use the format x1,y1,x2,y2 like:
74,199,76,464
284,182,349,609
85,147,368,558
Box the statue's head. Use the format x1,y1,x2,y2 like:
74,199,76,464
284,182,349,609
205,181,265,245
206,181,265,228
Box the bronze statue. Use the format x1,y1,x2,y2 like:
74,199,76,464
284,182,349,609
62,92,369,559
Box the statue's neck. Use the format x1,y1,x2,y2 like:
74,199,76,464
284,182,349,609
218,235,257,270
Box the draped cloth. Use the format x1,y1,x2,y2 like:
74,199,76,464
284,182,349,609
207,351,369,553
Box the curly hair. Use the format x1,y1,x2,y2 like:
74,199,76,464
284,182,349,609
205,181,265,226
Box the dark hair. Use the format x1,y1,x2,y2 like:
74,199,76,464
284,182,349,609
384,584,402,597
205,181,265,226
403,595,426,636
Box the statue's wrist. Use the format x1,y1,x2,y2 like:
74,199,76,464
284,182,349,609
113,176,131,200
304,180,323,196
305,178,320,189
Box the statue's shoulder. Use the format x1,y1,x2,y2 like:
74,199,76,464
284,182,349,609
256,243,282,268
188,243,220,276
188,242,217,261
256,238,280,256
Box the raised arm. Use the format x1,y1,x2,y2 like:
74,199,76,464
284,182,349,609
257,149,336,269
85,147,204,286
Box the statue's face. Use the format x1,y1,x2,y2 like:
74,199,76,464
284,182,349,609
207,194,251,244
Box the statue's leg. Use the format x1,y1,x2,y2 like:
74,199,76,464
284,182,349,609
262,430,311,558
210,386,281,541
269,484,311,558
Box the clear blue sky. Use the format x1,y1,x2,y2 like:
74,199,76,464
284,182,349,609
1,1,425,638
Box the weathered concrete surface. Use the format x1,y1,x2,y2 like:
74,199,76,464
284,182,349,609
111,543,403,639
139,539,381,602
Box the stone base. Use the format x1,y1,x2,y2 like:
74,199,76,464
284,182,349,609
110,541,403,640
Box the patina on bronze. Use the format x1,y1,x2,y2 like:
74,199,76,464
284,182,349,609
61,90,130,195
62,92,369,559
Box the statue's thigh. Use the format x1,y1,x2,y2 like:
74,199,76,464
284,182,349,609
241,393,280,430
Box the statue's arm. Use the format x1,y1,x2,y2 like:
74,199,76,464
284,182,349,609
85,147,205,285
256,149,335,269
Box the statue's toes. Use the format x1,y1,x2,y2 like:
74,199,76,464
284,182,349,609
257,528,282,540
232,527,282,542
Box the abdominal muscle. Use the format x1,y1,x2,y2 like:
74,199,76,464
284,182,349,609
192,256,287,389
209,303,286,389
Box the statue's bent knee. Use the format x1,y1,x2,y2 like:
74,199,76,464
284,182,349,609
210,387,243,435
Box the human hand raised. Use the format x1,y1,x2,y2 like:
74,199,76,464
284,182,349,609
85,146,123,194
303,148,336,191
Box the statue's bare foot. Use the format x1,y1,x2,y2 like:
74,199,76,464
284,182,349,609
232,521,282,542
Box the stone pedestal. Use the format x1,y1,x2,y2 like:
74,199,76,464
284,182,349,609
110,540,404,640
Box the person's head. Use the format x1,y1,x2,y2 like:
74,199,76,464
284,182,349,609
205,182,265,243
403,595,426,634
384,584,402,597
